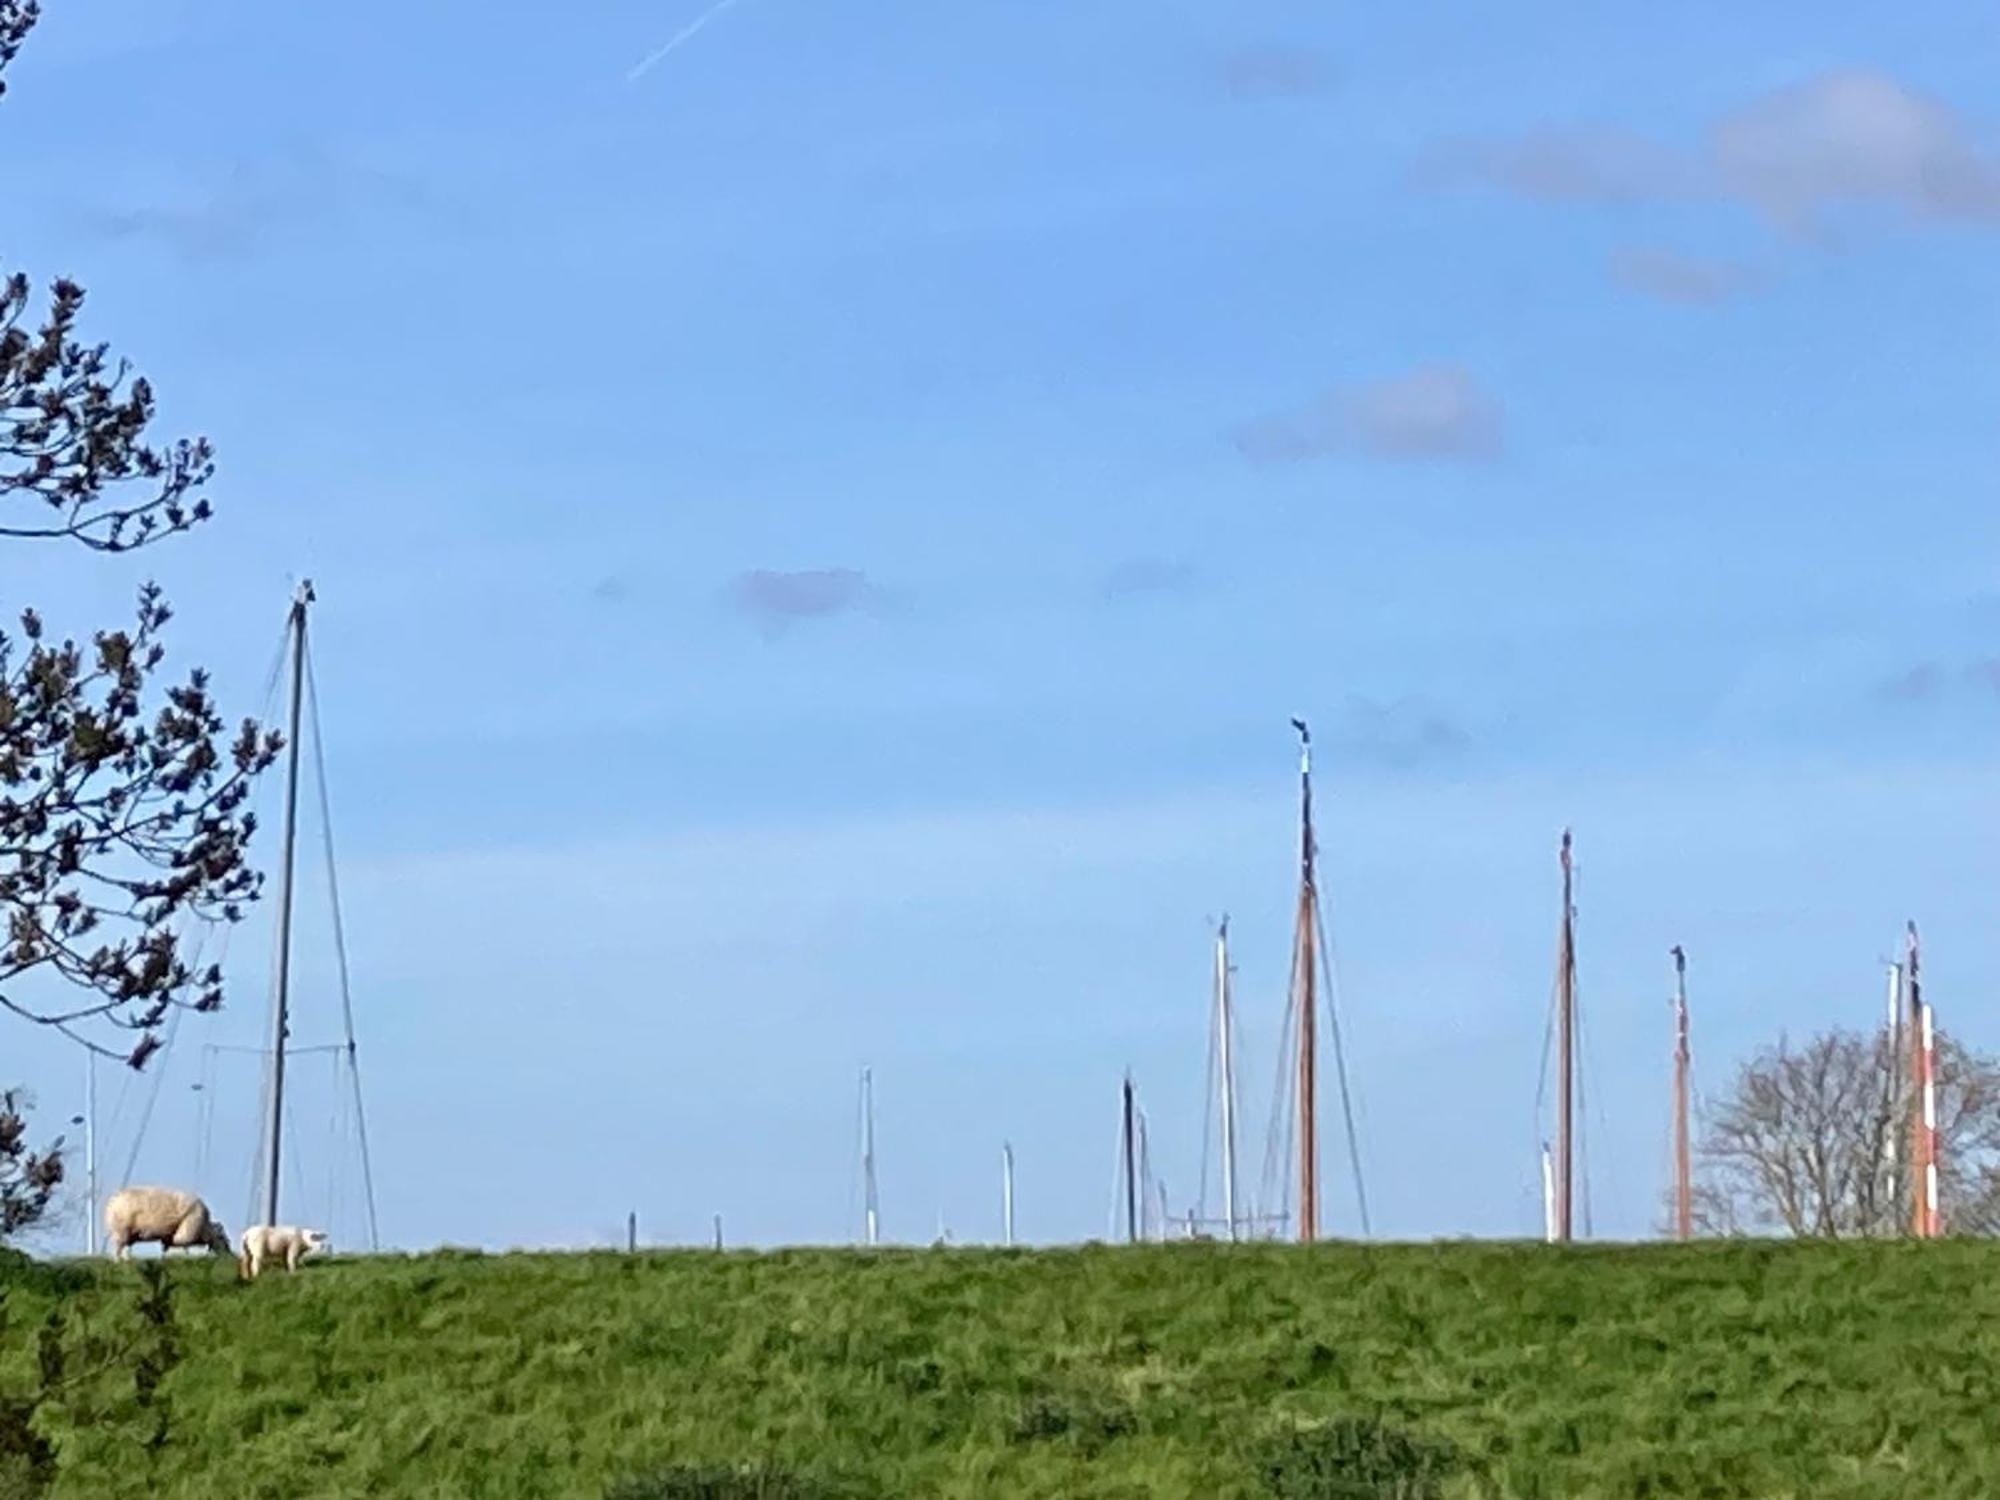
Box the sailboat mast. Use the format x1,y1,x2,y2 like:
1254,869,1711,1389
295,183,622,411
1906,923,1926,1238
1554,830,1575,1244
1002,1143,1015,1247
1215,918,1240,1242
263,580,313,1228
1906,923,1941,1239
861,1066,880,1247
1122,1074,1138,1245
1671,945,1691,1242
1293,720,1319,1244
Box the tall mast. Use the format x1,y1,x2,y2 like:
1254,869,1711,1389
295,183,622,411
263,580,313,1228
1554,830,1575,1244
1920,1000,1941,1239
1671,945,1691,1242
1215,918,1241,1241
1906,923,1926,1238
1002,1143,1015,1247
860,1066,880,1247
1292,719,1319,1244
1122,1074,1138,1245
1906,922,1941,1239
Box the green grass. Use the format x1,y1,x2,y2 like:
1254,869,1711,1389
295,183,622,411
2,1238,1993,1499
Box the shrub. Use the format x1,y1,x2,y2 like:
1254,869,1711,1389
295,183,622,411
603,1465,861,1500
1258,1417,1462,1500
1008,1391,1138,1455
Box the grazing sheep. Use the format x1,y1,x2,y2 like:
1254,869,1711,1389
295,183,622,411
239,1224,330,1280
102,1186,231,1261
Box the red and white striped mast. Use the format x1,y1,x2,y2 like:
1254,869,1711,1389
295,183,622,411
1907,922,1941,1239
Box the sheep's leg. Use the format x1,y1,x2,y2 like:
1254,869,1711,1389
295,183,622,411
286,1243,301,1272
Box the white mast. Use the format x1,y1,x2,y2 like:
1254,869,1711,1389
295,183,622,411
860,1066,880,1247
1540,1142,1557,1244
1002,1142,1016,1247
1214,917,1241,1241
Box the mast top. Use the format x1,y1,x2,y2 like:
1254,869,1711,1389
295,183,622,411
1671,944,1686,976
291,578,316,613
1291,717,1311,773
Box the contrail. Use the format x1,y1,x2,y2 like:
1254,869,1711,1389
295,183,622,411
627,0,750,81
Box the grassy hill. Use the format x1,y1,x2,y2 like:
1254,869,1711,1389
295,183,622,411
1,1238,1992,1499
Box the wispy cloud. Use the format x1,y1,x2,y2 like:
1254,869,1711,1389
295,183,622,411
1099,558,1198,602
1331,696,1472,769
1611,247,1760,305
727,567,883,637
1235,364,1502,465
1219,45,1332,101
1876,663,1943,703
589,576,630,605
1874,658,2000,705
1421,126,1696,204
79,145,440,262
1429,68,2000,239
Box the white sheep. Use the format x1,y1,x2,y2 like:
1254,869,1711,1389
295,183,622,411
238,1223,330,1280
101,1186,231,1261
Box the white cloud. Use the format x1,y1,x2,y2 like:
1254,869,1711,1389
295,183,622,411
1711,69,2000,232
1434,68,2000,238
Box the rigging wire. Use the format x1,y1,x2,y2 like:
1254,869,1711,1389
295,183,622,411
304,637,382,1251
1197,925,1219,1225
1313,895,1371,1238
1257,977,1298,1236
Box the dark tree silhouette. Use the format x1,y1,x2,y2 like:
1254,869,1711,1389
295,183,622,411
1,2,276,1236
0,4,37,101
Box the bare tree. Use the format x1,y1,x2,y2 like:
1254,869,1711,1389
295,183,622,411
1695,1026,2000,1237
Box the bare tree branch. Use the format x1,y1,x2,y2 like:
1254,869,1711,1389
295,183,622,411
1695,1027,2000,1237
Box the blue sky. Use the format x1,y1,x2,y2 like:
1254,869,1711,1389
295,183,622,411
5,0,1998,1250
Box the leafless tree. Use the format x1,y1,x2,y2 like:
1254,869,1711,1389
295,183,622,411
1694,1026,2000,1237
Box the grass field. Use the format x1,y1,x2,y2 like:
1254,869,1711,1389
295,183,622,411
1,1238,1993,1499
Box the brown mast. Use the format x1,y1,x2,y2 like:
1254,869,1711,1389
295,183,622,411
1292,718,1319,1244
1554,830,1576,1243
1671,945,1692,1242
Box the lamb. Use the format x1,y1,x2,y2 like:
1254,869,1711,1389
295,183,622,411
101,1186,231,1261
238,1223,330,1280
